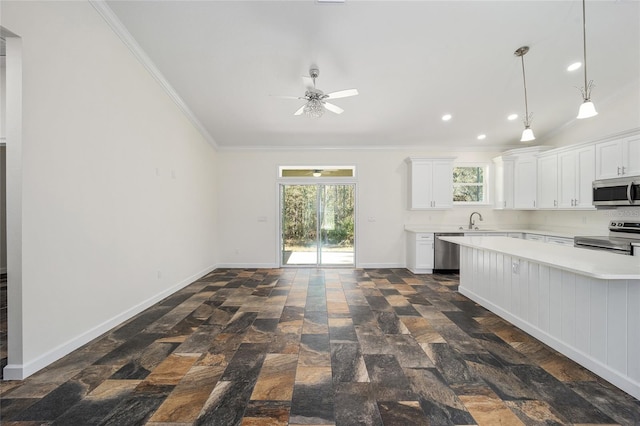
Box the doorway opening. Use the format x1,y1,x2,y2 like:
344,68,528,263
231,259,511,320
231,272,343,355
280,183,355,267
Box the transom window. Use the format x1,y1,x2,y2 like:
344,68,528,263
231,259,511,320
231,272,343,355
279,166,355,178
453,165,488,203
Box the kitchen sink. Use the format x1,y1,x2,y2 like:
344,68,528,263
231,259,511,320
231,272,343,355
457,227,495,232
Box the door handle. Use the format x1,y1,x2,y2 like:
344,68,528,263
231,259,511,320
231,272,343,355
628,181,636,204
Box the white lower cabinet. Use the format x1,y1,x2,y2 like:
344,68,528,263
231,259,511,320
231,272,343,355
406,232,434,274
545,236,574,246
524,233,545,241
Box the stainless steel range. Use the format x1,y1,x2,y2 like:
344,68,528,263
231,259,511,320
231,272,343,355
574,220,640,255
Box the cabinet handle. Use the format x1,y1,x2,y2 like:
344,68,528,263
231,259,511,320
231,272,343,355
554,200,557,207
618,166,622,175
575,199,578,206
533,200,536,207
622,166,626,175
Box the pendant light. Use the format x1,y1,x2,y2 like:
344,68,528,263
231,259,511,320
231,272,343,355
577,0,598,119
514,46,535,142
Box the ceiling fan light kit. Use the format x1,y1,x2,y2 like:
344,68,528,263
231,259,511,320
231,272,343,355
276,67,358,118
577,0,598,119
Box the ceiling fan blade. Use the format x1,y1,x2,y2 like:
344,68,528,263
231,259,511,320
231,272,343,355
271,95,306,100
325,89,359,99
324,102,344,114
294,104,306,116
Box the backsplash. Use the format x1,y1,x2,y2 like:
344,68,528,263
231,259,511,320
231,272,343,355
404,206,531,230
528,207,640,235
405,206,640,235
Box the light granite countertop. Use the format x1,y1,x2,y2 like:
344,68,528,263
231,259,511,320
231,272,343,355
439,235,640,280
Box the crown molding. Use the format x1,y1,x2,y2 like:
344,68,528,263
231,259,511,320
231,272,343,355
88,0,218,150
216,143,517,152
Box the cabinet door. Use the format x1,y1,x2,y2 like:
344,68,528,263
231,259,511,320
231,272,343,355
623,135,640,176
416,239,434,269
503,160,515,209
514,157,537,209
494,159,515,209
575,146,595,208
410,161,433,209
595,140,622,179
432,160,453,208
537,155,558,208
558,151,577,208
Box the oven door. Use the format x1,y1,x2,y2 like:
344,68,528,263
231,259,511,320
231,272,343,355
592,176,640,207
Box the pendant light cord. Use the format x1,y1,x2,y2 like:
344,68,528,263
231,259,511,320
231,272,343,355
582,0,589,99
520,55,530,126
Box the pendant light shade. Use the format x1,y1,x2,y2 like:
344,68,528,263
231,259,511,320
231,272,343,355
521,127,535,142
577,0,598,119
577,100,598,119
514,46,535,142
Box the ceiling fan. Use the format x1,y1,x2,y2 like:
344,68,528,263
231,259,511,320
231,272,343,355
273,68,358,118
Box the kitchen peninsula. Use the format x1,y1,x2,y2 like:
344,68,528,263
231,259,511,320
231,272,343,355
439,235,640,400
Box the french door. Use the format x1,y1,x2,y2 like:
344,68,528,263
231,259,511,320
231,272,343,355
280,183,355,267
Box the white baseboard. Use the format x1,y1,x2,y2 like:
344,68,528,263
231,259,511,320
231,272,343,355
215,263,279,269
2,263,216,381
356,263,406,269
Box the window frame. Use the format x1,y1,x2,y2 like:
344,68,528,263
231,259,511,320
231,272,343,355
452,162,492,206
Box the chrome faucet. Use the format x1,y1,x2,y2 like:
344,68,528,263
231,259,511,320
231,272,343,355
469,211,483,229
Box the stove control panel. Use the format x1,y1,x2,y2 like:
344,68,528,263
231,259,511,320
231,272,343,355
609,221,640,234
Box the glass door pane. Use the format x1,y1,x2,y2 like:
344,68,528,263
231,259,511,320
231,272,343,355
319,184,355,266
281,185,318,265
281,183,355,267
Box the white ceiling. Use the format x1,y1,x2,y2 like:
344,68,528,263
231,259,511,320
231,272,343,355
104,0,640,150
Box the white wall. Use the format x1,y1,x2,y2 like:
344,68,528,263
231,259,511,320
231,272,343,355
1,58,5,272
0,146,5,273
217,149,527,269
1,56,5,140
2,1,218,378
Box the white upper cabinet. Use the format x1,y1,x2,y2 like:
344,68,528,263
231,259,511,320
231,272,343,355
537,155,558,208
558,146,595,209
493,156,514,209
595,135,640,179
407,157,455,209
537,145,595,210
514,155,537,209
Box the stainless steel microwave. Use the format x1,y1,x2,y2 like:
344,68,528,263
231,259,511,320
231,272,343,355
592,176,640,207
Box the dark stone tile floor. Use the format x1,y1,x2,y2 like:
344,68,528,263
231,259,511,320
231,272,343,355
1,268,639,425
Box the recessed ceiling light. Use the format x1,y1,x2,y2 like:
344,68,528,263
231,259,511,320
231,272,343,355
507,113,518,121
567,62,582,72
477,134,486,140
441,114,452,121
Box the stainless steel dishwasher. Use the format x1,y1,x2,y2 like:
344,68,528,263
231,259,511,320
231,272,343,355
434,233,462,270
